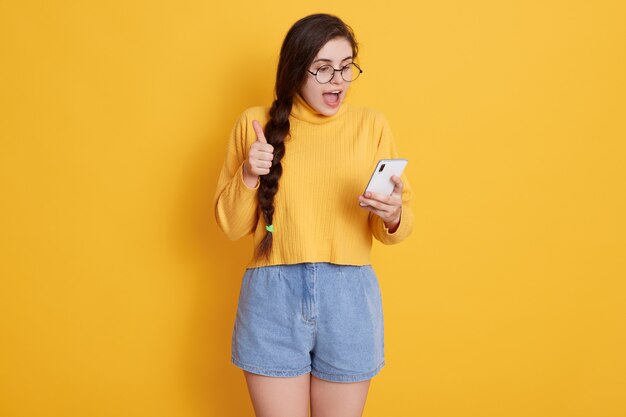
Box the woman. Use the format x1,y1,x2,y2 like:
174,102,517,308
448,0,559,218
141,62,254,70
214,13,413,417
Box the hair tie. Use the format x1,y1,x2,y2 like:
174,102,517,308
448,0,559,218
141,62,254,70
265,224,274,233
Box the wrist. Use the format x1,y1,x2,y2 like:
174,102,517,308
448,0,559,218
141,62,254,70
384,214,401,234
242,164,259,189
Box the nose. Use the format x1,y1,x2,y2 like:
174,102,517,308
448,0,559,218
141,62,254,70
330,70,344,85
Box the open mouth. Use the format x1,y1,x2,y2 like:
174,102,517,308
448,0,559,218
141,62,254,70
322,90,342,107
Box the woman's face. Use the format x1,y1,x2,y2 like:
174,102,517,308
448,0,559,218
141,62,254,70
300,37,354,116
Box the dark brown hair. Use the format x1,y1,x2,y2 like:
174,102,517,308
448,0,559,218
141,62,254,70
255,13,359,260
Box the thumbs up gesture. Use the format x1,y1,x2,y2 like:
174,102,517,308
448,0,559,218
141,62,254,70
242,120,274,187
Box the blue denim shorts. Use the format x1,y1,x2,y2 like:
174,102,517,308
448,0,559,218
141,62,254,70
231,262,385,383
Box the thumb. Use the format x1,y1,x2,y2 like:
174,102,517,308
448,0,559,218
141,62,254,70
390,175,404,199
252,120,268,143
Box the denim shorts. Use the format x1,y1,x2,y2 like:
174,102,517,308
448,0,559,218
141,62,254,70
231,262,385,383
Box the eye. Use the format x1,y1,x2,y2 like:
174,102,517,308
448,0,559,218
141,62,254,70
317,65,333,75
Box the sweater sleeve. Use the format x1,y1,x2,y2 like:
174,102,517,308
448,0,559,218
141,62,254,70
368,113,414,244
213,111,260,241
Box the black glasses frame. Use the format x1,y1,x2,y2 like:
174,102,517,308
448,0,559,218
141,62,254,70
307,62,363,84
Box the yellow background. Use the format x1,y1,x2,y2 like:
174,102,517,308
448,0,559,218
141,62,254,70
1,0,625,416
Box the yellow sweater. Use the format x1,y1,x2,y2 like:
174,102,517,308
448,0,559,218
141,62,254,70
213,93,414,268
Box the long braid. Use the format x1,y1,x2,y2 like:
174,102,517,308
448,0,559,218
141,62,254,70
254,97,292,260
252,13,358,260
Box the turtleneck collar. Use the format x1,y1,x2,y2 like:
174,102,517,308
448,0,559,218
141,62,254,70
290,93,348,124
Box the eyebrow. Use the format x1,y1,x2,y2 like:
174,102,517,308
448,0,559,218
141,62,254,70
312,56,353,64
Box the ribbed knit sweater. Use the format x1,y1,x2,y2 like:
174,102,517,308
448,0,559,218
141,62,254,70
213,93,414,268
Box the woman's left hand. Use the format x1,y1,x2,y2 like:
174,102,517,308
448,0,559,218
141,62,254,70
358,175,403,233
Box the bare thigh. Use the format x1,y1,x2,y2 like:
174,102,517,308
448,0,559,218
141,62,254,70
310,375,371,417
243,370,310,417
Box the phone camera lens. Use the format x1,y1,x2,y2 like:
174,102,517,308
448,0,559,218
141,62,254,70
379,164,386,172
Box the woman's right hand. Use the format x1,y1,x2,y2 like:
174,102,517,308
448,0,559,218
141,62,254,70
242,120,274,188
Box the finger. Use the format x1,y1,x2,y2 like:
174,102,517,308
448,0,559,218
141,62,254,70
359,204,388,219
363,191,390,203
248,152,272,167
252,120,268,143
359,195,392,212
249,162,271,175
257,143,274,154
250,147,274,160
254,160,272,169
360,203,401,226
390,175,404,198
363,191,401,206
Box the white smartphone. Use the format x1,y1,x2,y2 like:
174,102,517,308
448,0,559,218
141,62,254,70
360,159,408,206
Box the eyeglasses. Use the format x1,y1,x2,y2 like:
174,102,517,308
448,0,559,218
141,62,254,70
307,62,363,84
